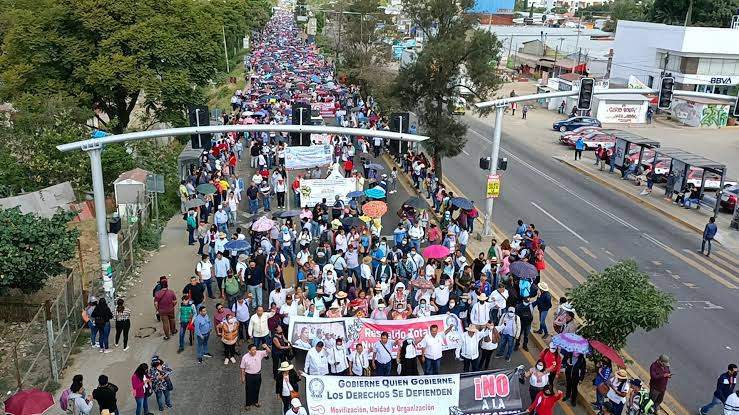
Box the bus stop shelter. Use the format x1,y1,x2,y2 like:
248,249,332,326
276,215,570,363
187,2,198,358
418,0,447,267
656,147,727,215
611,130,660,171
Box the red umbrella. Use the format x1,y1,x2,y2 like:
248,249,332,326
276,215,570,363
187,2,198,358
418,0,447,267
4,388,54,415
590,340,626,368
422,245,450,259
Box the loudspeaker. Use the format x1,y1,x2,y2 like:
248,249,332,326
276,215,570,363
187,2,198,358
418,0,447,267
188,105,210,149
290,102,312,146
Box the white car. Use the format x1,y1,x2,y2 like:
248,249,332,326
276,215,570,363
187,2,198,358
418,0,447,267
685,168,737,190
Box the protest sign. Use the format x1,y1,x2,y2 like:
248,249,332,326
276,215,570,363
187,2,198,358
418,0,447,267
285,145,332,170
298,168,357,208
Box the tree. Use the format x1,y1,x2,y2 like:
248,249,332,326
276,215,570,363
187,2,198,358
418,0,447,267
647,0,739,28
0,0,269,134
336,0,394,102
393,0,502,179
0,207,80,295
568,260,675,350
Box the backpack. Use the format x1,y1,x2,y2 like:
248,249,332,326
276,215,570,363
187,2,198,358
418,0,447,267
59,388,71,411
224,277,240,296
519,279,532,298
517,303,533,323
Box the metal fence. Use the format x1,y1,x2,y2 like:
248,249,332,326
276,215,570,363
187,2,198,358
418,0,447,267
0,196,154,398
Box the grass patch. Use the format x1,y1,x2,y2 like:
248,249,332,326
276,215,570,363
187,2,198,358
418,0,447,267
207,49,249,111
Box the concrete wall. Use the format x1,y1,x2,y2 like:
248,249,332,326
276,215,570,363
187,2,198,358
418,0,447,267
0,182,76,218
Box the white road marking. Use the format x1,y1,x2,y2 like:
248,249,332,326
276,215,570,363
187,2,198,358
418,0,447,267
531,202,589,244
462,149,471,156
468,128,640,231
676,300,724,310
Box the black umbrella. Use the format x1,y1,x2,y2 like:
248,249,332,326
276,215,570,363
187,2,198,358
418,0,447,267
450,197,474,210
341,216,365,229
367,163,385,171
185,198,206,209
403,197,427,209
279,210,302,218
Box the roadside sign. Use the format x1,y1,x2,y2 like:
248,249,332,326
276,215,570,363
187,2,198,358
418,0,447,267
486,174,501,198
146,174,165,194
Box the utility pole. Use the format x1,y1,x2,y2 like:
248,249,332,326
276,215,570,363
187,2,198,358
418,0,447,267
605,48,613,78
483,104,506,237
571,28,580,73
222,25,230,73
553,45,559,77
507,36,513,65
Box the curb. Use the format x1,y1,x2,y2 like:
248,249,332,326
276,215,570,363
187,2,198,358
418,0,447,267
553,156,706,236
382,153,594,415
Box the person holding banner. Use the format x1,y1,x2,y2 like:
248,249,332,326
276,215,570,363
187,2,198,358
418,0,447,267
305,341,330,375
419,324,453,375
328,337,349,375
456,325,492,373
372,332,395,376
397,338,420,376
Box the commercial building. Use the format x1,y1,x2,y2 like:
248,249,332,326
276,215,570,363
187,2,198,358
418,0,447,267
611,20,739,96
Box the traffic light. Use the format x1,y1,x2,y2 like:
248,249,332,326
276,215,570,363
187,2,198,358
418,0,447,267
577,78,594,111
658,76,675,110
733,94,739,117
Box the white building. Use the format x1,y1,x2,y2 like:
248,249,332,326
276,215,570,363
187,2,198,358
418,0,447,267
611,20,739,96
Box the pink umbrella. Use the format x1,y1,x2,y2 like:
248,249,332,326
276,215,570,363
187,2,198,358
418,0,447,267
422,245,450,259
4,388,54,415
251,216,275,232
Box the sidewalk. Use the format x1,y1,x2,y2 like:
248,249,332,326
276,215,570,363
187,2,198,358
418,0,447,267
554,155,739,252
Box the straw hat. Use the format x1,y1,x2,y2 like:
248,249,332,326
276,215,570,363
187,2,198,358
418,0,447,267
616,369,629,380
336,291,347,299
538,282,549,292
466,325,478,333
278,361,294,371
477,293,488,301
291,398,302,408
363,256,372,264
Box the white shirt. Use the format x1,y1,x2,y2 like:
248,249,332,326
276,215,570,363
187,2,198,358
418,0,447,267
350,350,369,376
490,289,508,310
231,301,250,322
214,257,230,279
248,312,273,338
329,346,349,373
372,340,393,364
480,333,498,350
433,286,450,307
286,407,308,415
236,261,248,281
607,376,630,404
470,302,492,325
269,288,294,309
305,347,329,375
196,261,213,280
724,392,739,415
360,263,372,280
419,333,446,360
410,252,424,270
456,330,489,360
296,250,310,266
322,274,337,295
334,234,348,253
408,225,423,240
279,301,298,325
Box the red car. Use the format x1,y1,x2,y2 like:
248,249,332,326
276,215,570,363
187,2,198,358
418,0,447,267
559,126,602,143
719,185,739,212
561,131,615,149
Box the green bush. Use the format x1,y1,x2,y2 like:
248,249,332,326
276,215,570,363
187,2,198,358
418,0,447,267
136,224,162,251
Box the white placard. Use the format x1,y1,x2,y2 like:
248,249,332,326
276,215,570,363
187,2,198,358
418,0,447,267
298,168,357,207
284,145,332,170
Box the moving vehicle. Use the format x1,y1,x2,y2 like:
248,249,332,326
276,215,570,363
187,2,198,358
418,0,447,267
452,97,466,115
552,116,601,132
719,185,739,212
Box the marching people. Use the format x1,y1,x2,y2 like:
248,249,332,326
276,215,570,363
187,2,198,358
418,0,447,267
305,341,330,375
455,325,491,373
240,343,271,409
699,364,737,415
276,362,301,413
351,342,371,376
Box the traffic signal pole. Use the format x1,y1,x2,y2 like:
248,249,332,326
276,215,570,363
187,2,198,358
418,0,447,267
483,104,505,237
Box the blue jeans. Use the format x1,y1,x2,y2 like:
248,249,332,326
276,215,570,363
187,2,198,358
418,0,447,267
684,198,699,208
155,389,173,411
293,192,300,207
700,396,723,414
375,361,392,376
254,335,272,348
247,285,263,309
135,396,149,415
282,245,295,267
701,238,713,255
410,239,421,251
178,321,190,350
263,196,270,210
423,358,441,375
496,334,515,360
538,309,549,335
203,278,214,298
89,321,98,346
196,333,210,360
100,322,111,350
217,222,228,234
249,199,259,214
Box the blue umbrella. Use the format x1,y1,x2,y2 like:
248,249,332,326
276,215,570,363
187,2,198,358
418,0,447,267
364,187,386,199
224,240,250,251
346,190,364,198
367,163,384,171
310,75,321,83
450,197,474,210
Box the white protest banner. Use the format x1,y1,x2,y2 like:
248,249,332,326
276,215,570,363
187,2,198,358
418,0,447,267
298,167,357,208
305,375,460,415
284,145,332,170
288,314,464,355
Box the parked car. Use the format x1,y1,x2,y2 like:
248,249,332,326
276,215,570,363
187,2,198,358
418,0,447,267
559,126,601,142
552,116,601,132
719,185,739,212
685,168,738,190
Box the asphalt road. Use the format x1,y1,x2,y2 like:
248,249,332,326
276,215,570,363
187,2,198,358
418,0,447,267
441,113,738,411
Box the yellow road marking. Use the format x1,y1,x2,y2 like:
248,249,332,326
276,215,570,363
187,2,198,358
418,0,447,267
546,248,586,284
657,245,737,289
682,250,739,284
709,253,739,275
579,246,598,260
559,246,597,274
713,249,739,267
541,261,574,295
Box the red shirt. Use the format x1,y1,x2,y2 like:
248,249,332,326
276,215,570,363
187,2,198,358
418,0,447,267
527,391,563,415
343,160,353,172
539,349,562,374
154,289,177,314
